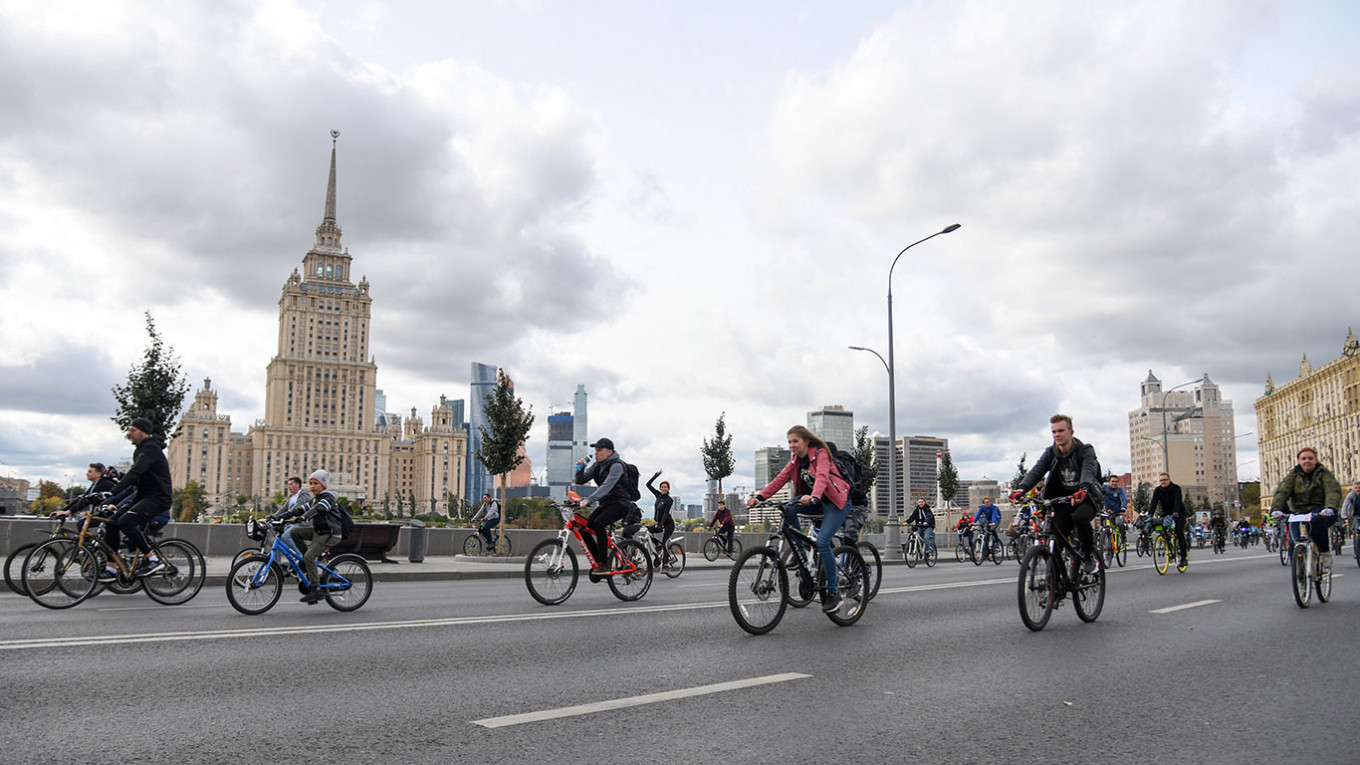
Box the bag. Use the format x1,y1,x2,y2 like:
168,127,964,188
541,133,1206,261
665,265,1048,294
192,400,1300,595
312,493,354,540
614,461,642,502
623,501,643,527
828,445,868,505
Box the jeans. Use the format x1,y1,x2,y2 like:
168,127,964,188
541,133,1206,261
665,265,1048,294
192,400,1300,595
916,527,935,552
783,495,850,597
1287,513,1337,553
479,517,499,546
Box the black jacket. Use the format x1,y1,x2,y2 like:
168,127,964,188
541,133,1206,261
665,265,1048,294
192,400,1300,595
66,475,117,514
1149,482,1186,518
1018,439,1103,503
646,473,674,525
106,436,172,509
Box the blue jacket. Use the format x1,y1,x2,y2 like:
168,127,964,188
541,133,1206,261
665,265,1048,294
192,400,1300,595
1103,486,1127,513
974,504,1001,525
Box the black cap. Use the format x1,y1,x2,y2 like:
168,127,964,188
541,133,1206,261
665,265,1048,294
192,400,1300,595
589,438,615,451
128,417,155,435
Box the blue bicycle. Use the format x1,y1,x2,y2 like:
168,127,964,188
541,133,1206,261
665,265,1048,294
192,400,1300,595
226,518,373,615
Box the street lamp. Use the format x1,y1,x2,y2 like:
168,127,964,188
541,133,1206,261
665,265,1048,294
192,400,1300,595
872,223,962,558
848,344,901,560
1155,378,1201,474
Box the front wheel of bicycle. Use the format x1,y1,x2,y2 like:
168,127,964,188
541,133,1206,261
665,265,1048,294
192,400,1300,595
1113,532,1127,568
143,539,205,605
663,541,685,578
525,539,578,606
5,541,39,596
1152,536,1169,575
971,538,985,567
1073,555,1106,623
226,557,282,615
607,540,652,602
1279,535,1291,566
462,534,485,556
902,538,918,569
856,541,881,602
729,547,788,635
825,545,868,627
1290,543,1312,608
702,538,721,562
1018,547,1056,632
27,540,98,609
323,554,373,612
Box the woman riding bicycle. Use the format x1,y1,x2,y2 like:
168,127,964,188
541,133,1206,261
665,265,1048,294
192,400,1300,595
1270,447,1342,565
747,425,852,614
647,470,676,567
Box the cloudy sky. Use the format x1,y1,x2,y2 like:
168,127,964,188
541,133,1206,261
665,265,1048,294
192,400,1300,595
2,0,1357,498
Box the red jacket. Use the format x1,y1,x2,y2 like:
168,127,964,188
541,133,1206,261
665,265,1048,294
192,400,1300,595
757,446,849,509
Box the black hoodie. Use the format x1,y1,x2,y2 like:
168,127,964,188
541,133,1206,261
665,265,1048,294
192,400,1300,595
106,436,173,509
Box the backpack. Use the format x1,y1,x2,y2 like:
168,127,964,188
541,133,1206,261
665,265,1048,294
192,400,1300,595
613,461,642,502
312,492,354,540
827,444,868,506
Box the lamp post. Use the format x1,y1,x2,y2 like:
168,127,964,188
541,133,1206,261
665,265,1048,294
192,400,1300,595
1154,378,1201,474
864,223,961,560
848,344,901,559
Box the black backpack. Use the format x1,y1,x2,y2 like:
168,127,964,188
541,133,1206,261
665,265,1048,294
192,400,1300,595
827,443,868,506
614,461,642,502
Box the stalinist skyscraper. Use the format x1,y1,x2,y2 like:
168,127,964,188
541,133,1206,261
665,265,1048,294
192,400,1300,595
250,131,390,501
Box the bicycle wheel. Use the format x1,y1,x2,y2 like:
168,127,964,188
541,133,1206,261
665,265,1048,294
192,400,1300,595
728,547,788,635
1290,543,1311,608
1175,545,1189,574
1152,535,1169,575
1354,532,1359,568
663,542,685,578
462,534,484,556
1279,534,1290,566
780,548,816,608
826,545,867,627
25,540,96,608
494,534,512,556
925,543,938,567
856,541,881,601
1316,554,1332,603
323,554,373,612
606,540,652,601
989,539,1005,566
143,539,205,605
971,538,985,566
702,538,721,562
903,537,918,569
524,539,578,606
5,541,38,596
1017,547,1055,632
226,557,282,615
1114,531,1127,568
1073,554,1106,623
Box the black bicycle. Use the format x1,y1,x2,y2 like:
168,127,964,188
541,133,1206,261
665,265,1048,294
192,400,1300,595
1017,492,1106,632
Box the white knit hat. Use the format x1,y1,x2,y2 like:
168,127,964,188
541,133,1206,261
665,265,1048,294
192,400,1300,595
309,469,330,487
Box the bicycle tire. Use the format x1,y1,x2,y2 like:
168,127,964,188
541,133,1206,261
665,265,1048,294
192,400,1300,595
902,537,918,569
989,539,1005,566
1316,554,1332,603
825,545,867,627
1073,554,1105,623
727,538,743,559
1291,543,1311,608
606,540,652,601
463,534,484,556
971,538,985,567
5,541,38,596
702,538,721,562
856,541,881,602
25,540,96,608
1113,531,1127,568
494,535,512,556
143,539,205,605
524,539,578,606
954,542,967,564
925,543,938,567
1152,535,1169,575
728,547,787,635
1175,546,1189,574
663,542,685,578
226,557,282,615
780,547,816,608
1018,546,1055,631
323,554,373,612
1279,535,1290,566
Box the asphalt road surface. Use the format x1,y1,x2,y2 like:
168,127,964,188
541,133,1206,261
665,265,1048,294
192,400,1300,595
2,544,1356,764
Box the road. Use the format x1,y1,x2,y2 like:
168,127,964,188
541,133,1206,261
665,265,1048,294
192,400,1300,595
2,544,1356,765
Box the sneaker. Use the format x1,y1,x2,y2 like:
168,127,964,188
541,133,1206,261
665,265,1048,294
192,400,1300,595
821,592,843,613
300,587,323,605
133,559,166,578
97,567,119,583
1081,555,1097,574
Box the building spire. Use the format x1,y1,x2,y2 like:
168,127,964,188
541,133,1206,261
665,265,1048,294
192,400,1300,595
324,129,339,224
314,130,343,252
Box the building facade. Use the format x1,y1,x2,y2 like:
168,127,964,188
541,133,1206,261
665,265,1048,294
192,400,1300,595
754,445,792,504
1257,330,1360,511
807,405,854,451
868,434,949,515
1129,371,1238,508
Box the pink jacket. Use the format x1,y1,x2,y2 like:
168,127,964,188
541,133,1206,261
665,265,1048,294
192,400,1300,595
757,446,849,509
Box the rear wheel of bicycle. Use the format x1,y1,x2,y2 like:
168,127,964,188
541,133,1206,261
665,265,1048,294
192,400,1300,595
1279,535,1291,566
728,547,787,635
607,540,652,602
856,541,881,601
727,538,743,559
1152,536,1169,575
494,535,512,556
323,554,373,612
702,538,721,562
226,557,282,615
525,539,578,606
462,534,485,556
1175,546,1189,574
663,541,685,578
1018,547,1056,631
1290,543,1312,608
1074,555,1106,623
780,548,816,608
825,545,867,627
5,541,38,596
143,539,205,605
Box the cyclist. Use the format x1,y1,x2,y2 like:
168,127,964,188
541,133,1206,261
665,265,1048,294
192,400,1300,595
52,463,117,518
1009,414,1102,572
1342,480,1360,537
574,438,633,574
1006,496,1034,543
1149,473,1189,567
646,470,675,568
973,497,1002,556
98,418,173,580
278,469,346,604
271,476,307,554
906,498,936,554
1270,446,1342,567
708,500,735,555
955,512,976,553
470,492,501,549
1209,510,1227,548
748,425,852,614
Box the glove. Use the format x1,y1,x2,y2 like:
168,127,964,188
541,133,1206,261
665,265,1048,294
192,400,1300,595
1271,510,1284,519
1321,508,1335,517
1008,490,1024,502
1071,490,1087,505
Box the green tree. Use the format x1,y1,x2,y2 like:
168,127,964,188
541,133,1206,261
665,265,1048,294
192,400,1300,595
938,450,959,508
701,412,735,495
1240,481,1260,518
476,370,535,542
1010,453,1028,490
172,480,207,522
1132,482,1151,515
851,425,879,494
110,312,191,438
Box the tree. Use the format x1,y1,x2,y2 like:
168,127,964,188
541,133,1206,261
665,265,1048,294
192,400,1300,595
30,481,66,514
1010,453,1028,490
172,480,207,522
476,370,535,543
110,312,191,439
701,412,735,495
1240,481,1260,517
1132,482,1150,516
938,451,959,508
851,426,879,494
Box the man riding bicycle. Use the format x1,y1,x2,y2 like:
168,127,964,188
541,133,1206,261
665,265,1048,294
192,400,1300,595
973,497,1002,555
1010,414,1102,572
470,492,501,549
574,438,633,574
1149,473,1189,567
1271,447,1342,567
99,418,173,581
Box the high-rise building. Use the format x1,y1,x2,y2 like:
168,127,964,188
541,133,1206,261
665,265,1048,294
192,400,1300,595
468,362,498,500
1257,330,1360,512
807,405,854,451
1129,371,1238,508
754,446,792,504
546,411,575,501
869,434,949,515
573,384,589,465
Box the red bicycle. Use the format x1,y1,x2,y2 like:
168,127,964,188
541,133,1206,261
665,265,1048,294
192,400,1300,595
524,496,653,605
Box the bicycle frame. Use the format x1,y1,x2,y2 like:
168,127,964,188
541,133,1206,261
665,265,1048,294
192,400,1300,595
246,524,352,592
543,504,641,578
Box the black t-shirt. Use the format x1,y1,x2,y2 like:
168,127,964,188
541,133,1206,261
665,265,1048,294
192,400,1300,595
1052,449,1083,497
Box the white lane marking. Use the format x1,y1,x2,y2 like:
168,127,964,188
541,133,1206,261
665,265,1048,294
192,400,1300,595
471,672,811,729
1150,599,1221,614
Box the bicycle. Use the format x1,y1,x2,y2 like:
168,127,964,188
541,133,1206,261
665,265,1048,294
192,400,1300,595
1285,512,1333,608
614,523,685,579
1354,517,1360,568
727,500,868,635
1274,518,1291,566
972,523,1005,566
225,518,372,614
524,499,652,605
463,526,513,556
5,511,91,596
702,528,743,561
1150,515,1188,575
1133,515,1151,558
1017,492,1106,631
21,509,204,610
1095,511,1127,568
954,526,978,564
902,524,938,569
1211,527,1227,554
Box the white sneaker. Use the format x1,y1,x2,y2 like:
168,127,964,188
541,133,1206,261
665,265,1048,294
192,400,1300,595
1320,552,1333,569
